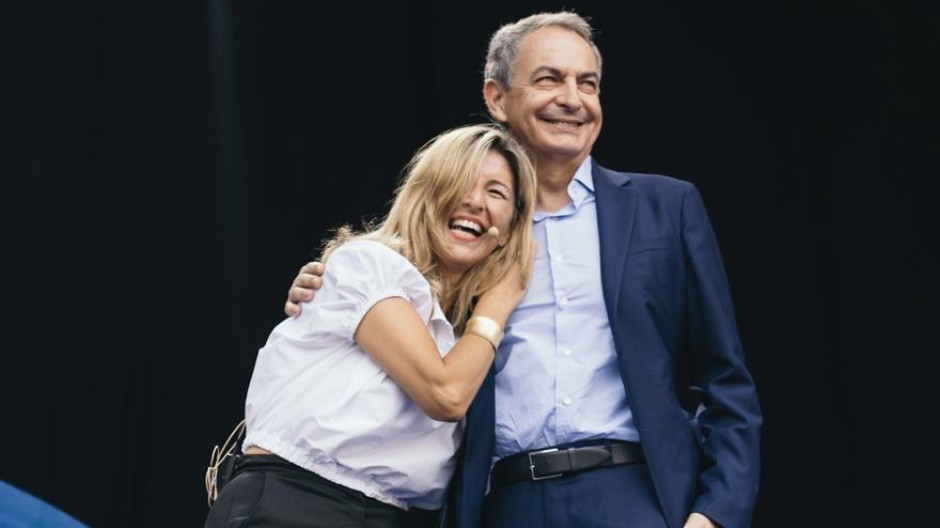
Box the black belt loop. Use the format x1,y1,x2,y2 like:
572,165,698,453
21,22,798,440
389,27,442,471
491,440,645,490
603,438,614,468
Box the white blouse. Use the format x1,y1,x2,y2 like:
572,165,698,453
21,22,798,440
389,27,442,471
243,240,460,510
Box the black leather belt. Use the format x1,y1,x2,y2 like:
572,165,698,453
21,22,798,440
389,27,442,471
490,441,645,489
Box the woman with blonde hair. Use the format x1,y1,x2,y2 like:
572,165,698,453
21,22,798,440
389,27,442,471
204,123,536,527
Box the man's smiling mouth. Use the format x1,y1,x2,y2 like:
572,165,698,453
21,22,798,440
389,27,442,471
542,118,584,128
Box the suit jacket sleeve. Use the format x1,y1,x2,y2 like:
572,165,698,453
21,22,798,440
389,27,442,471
681,183,762,528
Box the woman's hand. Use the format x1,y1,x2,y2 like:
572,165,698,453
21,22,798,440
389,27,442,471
475,240,535,323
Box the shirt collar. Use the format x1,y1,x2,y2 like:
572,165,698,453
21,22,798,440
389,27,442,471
572,155,595,194
533,156,594,222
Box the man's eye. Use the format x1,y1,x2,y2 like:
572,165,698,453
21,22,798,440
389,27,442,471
580,80,598,93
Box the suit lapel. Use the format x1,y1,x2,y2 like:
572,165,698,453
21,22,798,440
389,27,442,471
593,163,637,321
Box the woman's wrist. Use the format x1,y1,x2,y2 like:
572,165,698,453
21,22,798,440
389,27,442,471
464,315,504,352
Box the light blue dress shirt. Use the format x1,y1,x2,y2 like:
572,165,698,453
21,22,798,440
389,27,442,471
493,157,639,461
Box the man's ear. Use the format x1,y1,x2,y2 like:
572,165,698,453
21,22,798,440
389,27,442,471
483,79,509,123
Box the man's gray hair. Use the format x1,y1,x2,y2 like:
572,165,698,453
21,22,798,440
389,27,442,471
484,12,603,90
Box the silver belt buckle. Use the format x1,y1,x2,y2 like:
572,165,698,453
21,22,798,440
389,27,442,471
528,447,563,481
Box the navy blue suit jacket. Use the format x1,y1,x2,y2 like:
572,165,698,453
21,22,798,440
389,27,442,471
449,163,762,528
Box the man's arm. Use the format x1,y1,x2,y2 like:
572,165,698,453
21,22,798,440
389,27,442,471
681,184,762,528
284,261,324,317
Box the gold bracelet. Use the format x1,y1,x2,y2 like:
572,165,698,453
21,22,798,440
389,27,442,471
465,316,504,352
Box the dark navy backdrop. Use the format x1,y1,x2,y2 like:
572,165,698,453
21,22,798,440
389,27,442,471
6,0,937,525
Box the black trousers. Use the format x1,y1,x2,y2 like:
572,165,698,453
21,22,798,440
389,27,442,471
205,455,439,528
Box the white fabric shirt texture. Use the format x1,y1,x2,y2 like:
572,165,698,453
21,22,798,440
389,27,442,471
243,240,461,510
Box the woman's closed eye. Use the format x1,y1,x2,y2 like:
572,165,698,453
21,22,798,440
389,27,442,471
488,187,509,199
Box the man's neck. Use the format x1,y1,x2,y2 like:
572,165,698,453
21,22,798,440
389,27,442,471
535,156,585,213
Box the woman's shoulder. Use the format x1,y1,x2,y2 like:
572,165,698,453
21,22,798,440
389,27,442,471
328,240,426,288
325,240,437,323
331,239,411,268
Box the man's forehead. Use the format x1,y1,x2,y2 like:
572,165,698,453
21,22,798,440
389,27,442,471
516,28,598,73
529,65,599,78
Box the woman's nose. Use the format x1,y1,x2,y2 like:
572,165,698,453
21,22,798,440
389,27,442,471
461,187,485,210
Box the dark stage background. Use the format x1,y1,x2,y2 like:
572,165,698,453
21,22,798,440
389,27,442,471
6,1,938,526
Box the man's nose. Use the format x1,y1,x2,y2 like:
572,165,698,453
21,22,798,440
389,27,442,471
555,78,583,110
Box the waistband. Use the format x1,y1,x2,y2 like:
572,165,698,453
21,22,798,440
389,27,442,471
490,440,645,489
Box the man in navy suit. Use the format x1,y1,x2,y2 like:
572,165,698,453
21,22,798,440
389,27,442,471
288,11,760,528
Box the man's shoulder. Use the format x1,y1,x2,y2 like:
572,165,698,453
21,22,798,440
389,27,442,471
593,163,695,195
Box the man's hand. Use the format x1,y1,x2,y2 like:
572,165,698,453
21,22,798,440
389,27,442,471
284,261,324,317
683,512,718,528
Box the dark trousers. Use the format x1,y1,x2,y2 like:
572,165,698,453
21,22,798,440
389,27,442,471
483,462,669,528
205,455,438,528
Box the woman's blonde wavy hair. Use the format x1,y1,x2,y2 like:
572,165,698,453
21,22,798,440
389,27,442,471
320,123,536,334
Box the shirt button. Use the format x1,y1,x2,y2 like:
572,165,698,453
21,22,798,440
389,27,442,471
559,297,569,308
562,348,573,357
554,254,564,263
563,397,573,406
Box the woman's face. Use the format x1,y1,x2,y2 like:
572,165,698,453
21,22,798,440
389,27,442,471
438,150,517,283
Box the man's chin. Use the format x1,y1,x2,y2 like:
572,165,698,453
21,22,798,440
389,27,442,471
535,143,589,163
